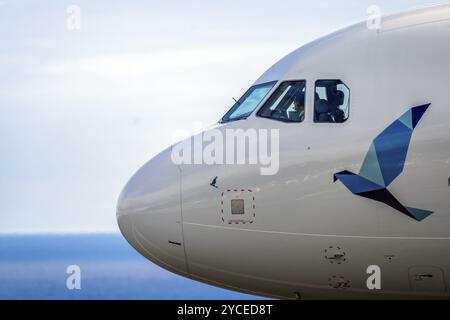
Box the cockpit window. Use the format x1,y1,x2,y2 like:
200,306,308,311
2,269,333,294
314,80,349,123
221,81,276,123
257,80,306,122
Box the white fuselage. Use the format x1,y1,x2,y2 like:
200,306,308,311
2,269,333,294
117,5,450,299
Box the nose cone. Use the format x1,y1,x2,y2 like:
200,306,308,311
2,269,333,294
117,147,189,277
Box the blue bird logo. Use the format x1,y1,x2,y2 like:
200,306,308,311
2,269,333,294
333,104,432,221
210,176,218,188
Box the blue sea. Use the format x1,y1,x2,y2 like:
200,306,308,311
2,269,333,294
0,234,261,300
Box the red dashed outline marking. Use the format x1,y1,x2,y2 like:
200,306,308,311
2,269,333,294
220,189,255,225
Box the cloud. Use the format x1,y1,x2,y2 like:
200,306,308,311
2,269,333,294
40,43,292,77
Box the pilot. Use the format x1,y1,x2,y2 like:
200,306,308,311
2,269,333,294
329,89,346,123
289,91,305,122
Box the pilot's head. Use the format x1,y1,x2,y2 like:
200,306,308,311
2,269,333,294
329,87,344,108
335,90,344,106
293,92,304,110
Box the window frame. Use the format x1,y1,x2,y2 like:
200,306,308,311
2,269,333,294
313,79,350,124
256,79,307,123
220,80,277,123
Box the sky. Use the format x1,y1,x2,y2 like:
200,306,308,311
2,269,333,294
0,0,446,233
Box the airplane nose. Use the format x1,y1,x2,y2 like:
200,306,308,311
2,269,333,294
116,147,189,277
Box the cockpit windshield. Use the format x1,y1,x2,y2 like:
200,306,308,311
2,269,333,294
221,81,276,123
